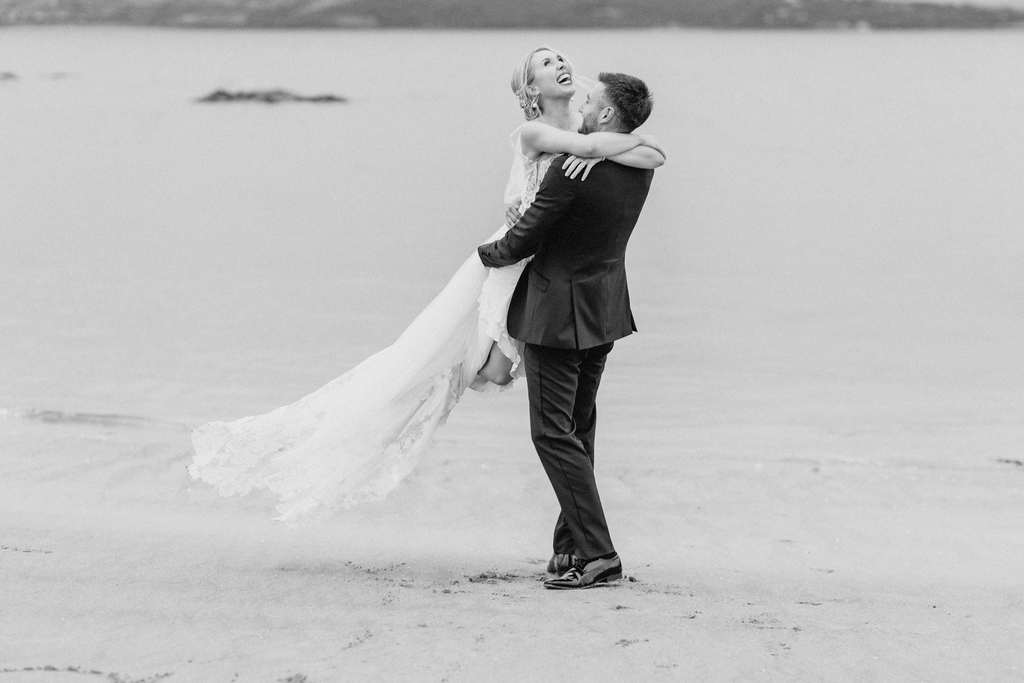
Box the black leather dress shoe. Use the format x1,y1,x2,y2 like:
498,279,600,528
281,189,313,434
547,553,576,574
544,554,622,590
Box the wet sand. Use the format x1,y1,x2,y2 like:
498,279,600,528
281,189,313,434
3,375,1023,681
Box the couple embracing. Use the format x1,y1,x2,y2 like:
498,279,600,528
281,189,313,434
190,47,663,590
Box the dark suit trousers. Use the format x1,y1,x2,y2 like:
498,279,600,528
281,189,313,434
524,341,615,561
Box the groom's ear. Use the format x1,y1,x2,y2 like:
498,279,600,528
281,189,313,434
600,105,617,128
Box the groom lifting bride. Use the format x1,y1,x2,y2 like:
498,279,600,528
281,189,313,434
189,52,664,564
478,72,657,590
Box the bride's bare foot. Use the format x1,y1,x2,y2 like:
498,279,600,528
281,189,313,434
477,342,514,386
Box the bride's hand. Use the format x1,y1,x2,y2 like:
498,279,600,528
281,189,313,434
505,199,523,228
562,155,604,181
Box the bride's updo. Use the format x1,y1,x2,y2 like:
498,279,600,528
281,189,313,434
511,46,575,121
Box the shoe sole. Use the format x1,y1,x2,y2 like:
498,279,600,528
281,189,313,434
543,569,623,590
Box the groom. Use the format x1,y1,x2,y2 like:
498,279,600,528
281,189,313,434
478,72,656,589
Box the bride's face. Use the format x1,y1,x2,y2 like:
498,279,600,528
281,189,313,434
528,49,575,100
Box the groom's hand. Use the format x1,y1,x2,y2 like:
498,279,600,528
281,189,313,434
505,199,523,228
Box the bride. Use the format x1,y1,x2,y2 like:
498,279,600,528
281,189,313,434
189,47,666,524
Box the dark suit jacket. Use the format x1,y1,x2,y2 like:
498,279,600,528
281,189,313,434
478,156,654,350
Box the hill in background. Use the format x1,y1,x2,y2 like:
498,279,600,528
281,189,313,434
2,0,1024,29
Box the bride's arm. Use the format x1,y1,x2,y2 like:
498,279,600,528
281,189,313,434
560,137,666,181
520,120,643,159
606,143,666,169
610,133,666,168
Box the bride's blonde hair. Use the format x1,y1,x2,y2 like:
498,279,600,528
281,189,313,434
511,46,575,121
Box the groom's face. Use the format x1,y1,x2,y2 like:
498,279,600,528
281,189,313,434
578,83,609,135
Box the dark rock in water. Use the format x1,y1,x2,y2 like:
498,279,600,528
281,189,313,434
0,72,17,81
196,88,348,104
12,408,168,428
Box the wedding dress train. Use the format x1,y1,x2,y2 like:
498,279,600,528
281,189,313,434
189,129,553,524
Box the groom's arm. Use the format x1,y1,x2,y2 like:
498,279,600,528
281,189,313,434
478,159,577,268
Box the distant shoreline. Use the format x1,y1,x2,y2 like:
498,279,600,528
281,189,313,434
3,0,1024,31
4,22,1024,31
3,22,1024,32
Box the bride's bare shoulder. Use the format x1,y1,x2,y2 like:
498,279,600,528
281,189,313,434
518,120,560,158
519,119,554,138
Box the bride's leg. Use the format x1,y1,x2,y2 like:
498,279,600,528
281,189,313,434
477,341,514,386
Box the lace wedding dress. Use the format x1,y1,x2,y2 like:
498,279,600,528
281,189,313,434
189,128,554,525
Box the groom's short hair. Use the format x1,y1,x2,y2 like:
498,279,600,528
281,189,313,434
598,72,653,132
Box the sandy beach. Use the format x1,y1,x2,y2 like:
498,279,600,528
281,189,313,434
3,398,1022,681
2,27,1023,681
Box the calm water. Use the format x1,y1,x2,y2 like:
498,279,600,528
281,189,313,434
1,27,1022,464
